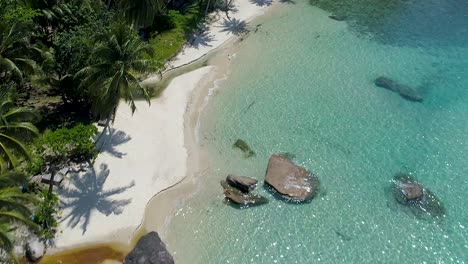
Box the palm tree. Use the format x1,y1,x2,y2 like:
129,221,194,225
0,90,39,171
119,0,165,28
76,22,155,144
0,173,38,263
18,0,74,45
0,23,37,83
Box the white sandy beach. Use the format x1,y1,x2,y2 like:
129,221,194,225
52,0,276,251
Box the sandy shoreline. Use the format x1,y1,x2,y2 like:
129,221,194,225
50,0,279,255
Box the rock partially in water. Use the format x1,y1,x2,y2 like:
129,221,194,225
395,182,424,204
226,175,258,193
392,173,445,218
233,139,255,158
329,15,346,21
264,154,319,202
221,181,268,207
26,236,45,262
374,77,423,102
123,232,174,264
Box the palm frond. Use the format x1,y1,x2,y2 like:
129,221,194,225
0,172,28,188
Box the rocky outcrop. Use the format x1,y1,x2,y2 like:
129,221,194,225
264,154,319,202
226,175,258,193
392,173,445,218
25,236,45,262
374,77,423,102
123,232,174,264
221,181,268,207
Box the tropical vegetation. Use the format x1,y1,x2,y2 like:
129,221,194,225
0,0,227,260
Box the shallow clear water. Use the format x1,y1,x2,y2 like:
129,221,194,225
165,1,468,263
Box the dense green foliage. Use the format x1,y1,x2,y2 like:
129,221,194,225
0,172,38,261
77,22,155,119
0,90,39,171
33,190,59,239
35,124,98,162
147,7,205,64
0,0,220,259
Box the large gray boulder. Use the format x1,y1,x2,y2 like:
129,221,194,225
26,236,45,262
226,175,258,193
374,77,423,102
264,154,319,202
221,181,268,207
123,232,174,264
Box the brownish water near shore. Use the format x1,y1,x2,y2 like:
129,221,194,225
38,243,126,264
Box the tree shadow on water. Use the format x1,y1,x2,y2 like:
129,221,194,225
100,128,132,158
219,18,249,36
59,163,135,234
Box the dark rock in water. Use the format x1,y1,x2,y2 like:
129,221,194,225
221,181,268,207
123,232,174,264
397,85,424,102
226,175,258,193
264,154,319,202
374,77,423,102
392,173,445,218
375,76,398,91
396,182,424,203
26,236,45,262
329,15,346,21
233,139,255,158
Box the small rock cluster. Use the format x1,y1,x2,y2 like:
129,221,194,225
221,154,320,207
221,175,268,207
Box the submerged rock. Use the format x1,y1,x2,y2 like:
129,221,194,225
392,173,445,218
374,77,423,102
329,15,346,21
233,139,255,158
226,175,258,193
221,181,268,207
25,236,45,262
264,154,319,202
397,85,424,102
123,232,174,264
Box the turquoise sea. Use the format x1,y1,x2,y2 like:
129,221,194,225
164,0,468,263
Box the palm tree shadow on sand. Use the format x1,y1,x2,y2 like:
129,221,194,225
100,128,132,158
59,163,135,234
219,18,249,36
190,29,216,48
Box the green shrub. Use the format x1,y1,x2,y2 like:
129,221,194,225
25,152,44,176
146,7,204,66
35,123,98,162
34,190,59,239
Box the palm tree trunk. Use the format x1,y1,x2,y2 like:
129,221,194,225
95,107,117,151
205,0,211,16
95,117,111,150
107,0,113,10
48,166,56,194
